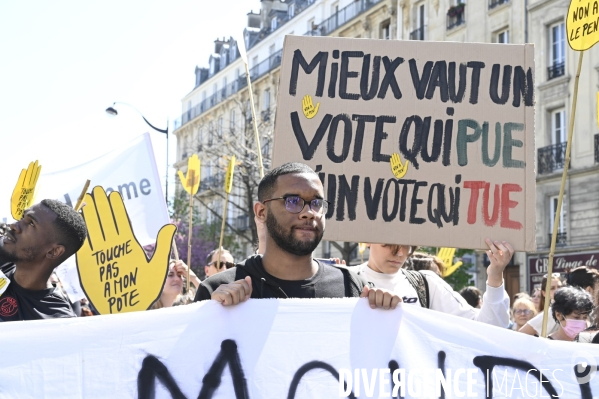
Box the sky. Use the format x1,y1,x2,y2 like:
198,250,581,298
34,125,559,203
0,0,261,222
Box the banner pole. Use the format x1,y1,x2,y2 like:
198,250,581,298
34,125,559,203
186,170,195,292
541,50,584,337
242,62,265,179
216,191,230,269
74,180,91,212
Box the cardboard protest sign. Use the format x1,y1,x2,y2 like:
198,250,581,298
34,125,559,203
76,186,176,314
567,0,599,50
10,160,41,220
273,36,536,251
0,299,598,398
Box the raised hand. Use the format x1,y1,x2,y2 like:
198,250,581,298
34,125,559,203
11,160,42,220
76,186,176,314
438,247,463,277
390,153,409,179
302,94,320,119
485,238,514,288
177,154,201,195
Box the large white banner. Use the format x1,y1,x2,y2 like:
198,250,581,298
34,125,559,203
37,133,169,301
0,299,598,398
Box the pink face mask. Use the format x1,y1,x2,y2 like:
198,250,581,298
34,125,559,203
560,318,588,338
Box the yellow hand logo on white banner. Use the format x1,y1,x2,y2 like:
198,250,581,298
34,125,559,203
439,247,464,277
76,186,176,314
11,161,42,220
177,154,201,195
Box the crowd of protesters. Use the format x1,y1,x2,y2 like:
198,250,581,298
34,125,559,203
1,162,599,344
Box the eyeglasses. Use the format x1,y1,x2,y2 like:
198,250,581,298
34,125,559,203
209,261,236,270
543,273,561,278
262,196,329,215
513,309,533,315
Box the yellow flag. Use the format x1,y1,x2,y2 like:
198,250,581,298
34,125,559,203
177,154,201,195
224,155,236,194
439,247,464,277
358,243,367,254
567,0,599,51
11,160,42,220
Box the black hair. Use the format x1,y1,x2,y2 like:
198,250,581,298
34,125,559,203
40,199,87,258
205,247,232,265
566,266,599,290
257,162,318,201
552,286,594,322
459,286,482,308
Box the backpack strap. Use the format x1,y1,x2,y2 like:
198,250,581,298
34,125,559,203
401,269,430,309
329,264,363,297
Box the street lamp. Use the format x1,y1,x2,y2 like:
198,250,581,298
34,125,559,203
105,102,170,203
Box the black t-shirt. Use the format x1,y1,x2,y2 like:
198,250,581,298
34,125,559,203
195,255,370,301
0,263,76,321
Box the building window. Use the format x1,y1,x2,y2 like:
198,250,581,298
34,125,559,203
381,19,391,40
208,123,214,146
199,128,204,145
551,109,566,145
271,17,277,31
548,22,565,79
538,108,567,174
410,4,425,40
230,109,236,132
263,90,271,110
289,3,295,18
497,29,509,43
447,0,465,30
549,196,567,245
307,18,315,33
218,117,223,138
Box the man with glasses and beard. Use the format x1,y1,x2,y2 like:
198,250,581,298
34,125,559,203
195,163,401,310
0,200,87,321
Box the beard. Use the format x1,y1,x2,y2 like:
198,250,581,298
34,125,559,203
265,212,323,257
0,242,19,263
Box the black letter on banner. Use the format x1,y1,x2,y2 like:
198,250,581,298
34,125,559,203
409,59,433,100
378,56,404,99
489,64,511,105
137,356,187,399
456,119,482,167
398,180,416,222
364,177,384,220
336,175,359,221
473,356,559,399
326,114,352,163
512,66,534,107
352,114,376,162
410,181,427,225
289,50,328,97
425,61,449,102
438,351,447,399
448,62,467,103
373,115,396,162
574,363,599,399
328,50,339,98
467,61,485,104
360,54,381,100
421,119,443,163
326,174,337,220
399,116,424,169
291,112,333,160
340,51,363,100
382,178,400,221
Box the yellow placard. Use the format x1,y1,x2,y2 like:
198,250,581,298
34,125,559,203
76,186,176,314
358,243,367,254
567,0,599,50
10,161,42,220
596,92,599,130
177,154,201,195
438,247,464,277
224,155,236,194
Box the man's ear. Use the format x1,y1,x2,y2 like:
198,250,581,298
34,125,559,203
204,265,210,278
46,245,66,260
254,201,267,223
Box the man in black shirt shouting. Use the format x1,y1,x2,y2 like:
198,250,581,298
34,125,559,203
196,162,401,310
0,199,87,321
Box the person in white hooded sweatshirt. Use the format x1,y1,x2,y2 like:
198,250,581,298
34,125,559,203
349,238,514,328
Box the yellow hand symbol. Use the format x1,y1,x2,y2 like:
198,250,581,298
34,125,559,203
76,186,176,314
11,160,42,220
302,94,320,119
390,153,409,179
177,154,201,195
0,278,7,291
438,247,463,277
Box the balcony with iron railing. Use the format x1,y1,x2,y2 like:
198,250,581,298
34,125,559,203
174,50,282,130
548,62,565,80
198,173,225,193
489,0,509,9
446,3,466,30
234,215,250,231
595,134,599,163
548,232,567,246
303,0,384,36
538,142,567,175
409,26,425,40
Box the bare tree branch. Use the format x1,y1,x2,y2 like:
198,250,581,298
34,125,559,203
193,195,253,243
